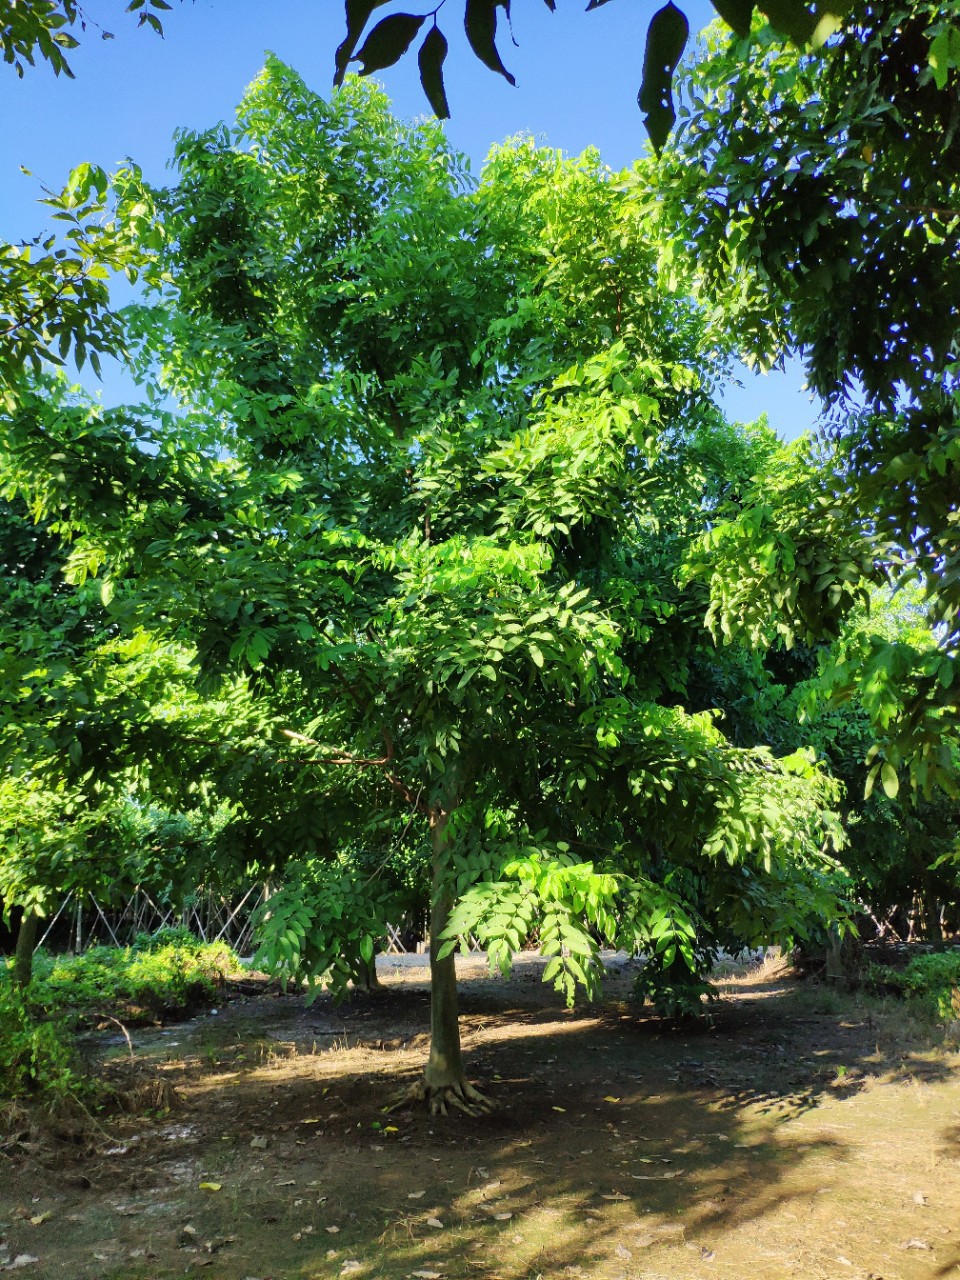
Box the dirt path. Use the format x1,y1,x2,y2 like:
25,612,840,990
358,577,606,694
2,956,959,1280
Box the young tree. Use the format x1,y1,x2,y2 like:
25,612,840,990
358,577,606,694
3,66,848,1109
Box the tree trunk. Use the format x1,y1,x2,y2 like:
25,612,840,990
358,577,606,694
425,806,465,1090
351,953,381,992
13,909,38,988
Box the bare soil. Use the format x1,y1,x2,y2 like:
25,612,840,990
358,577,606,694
2,954,959,1280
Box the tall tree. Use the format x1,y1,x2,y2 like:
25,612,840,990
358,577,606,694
662,2,960,794
2,66,847,1109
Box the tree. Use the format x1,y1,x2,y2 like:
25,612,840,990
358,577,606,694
0,0,177,78
1,65,850,1108
661,2,960,794
0,475,276,984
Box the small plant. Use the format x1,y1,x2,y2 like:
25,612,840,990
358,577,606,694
868,949,960,1021
1,931,244,1104
633,956,719,1022
0,983,86,1103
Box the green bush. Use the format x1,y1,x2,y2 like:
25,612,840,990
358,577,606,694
1,932,243,1103
870,950,960,1020
0,983,85,1102
23,933,242,1017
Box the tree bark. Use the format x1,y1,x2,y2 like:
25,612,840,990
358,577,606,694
424,805,465,1090
351,953,381,992
13,909,38,988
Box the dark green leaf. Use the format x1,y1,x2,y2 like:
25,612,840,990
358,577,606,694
353,13,426,76
756,0,818,45
709,0,754,38
418,26,450,119
638,1,689,153
464,0,516,86
335,0,391,86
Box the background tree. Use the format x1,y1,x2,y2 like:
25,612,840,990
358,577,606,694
658,3,959,796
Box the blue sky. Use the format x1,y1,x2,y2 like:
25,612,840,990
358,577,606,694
1,0,818,434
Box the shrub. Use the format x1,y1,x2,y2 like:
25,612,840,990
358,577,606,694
0,983,84,1102
1,932,243,1104
870,949,960,1020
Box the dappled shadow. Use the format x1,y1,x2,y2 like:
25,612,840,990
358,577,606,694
5,963,960,1279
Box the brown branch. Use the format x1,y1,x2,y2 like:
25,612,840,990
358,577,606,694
281,728,427,812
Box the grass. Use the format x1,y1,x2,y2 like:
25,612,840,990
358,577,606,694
0,928,243,1104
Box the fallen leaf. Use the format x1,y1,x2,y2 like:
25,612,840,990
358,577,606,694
913,1192,928,1206
601,1193,628,1201
326,1226,340,1234
493,1212,513,1221
250,1136,268,1150
902,1239,933,1250
407,1191,426,1200
410,1272,443,1279
603,1096,621,1103
426,1217,443,1229
552,1106,566,1113
28,1213,52,1226
199,1183,222,1193
614,1244,632,1260
9,1257,39,1271
341,1263,361,1275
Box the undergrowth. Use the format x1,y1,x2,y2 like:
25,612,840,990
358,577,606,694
870,948,960,1021
1,928,243,1104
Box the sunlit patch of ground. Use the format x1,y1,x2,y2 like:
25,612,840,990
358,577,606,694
2,955,959,1280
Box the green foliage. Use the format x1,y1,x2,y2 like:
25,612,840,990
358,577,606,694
1,68,854,1083
0,931,240,1102
0,0,178,78
663,4,960,793
332,0,848,147
252,860,400,1001
11,932,242,1019
873,950,960,1020
0,163,159,404
0,981,82,1102
633,956,719,1021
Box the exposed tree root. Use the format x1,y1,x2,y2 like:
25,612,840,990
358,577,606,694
388,1076,493,1117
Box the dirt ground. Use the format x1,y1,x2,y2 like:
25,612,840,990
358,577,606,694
2,953,959,1280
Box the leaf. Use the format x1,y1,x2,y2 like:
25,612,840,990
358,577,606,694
638,2,689,154
603,1095,621,1102
880,761,899,800
426,1216,444,1228
335,0,390,84
709,0,754,37
464,0,516,85
407,1190,426,1199
418,26,450,119
756,0,818,45
199,1182,222,1192
354,13,426,76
